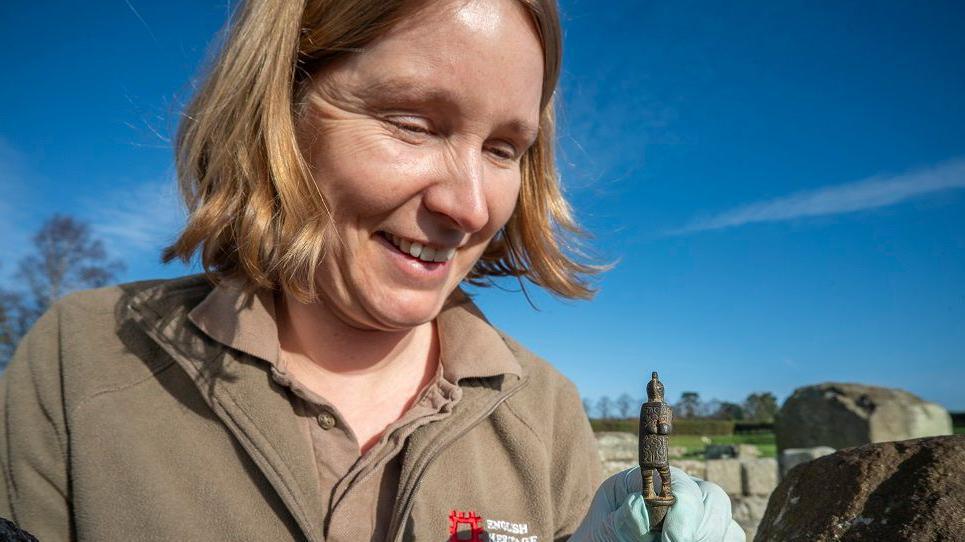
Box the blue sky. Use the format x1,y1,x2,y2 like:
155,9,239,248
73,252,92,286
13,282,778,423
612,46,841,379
2,1,963,410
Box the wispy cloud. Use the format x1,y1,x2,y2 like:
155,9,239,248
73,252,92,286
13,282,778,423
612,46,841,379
0,135,184,282
558,62,680,193
0,138,39,277
669,159,965,235
86,178,185,258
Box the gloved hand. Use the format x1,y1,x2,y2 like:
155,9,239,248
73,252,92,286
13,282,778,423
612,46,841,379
571,466,745,542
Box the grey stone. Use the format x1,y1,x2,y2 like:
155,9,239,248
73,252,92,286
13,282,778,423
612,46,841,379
741,458,778,496
668,445,688,458
705,458,742,495
736,444,760,460
756,435,965,541
602,460,635,478
775,382,952,452
595,432,636,463
731,495,768,542
595,432,638,477
779,446,835,478
705,444,737,459
705,443,761,460
670,459,707,479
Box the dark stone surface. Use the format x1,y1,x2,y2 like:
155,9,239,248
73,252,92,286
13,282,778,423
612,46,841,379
755,435,965,541
775,382,951,452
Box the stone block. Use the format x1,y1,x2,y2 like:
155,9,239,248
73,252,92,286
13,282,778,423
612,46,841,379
740,458,778,496
731,495,769,542
595,432,636,463
756,436,965,541
779,446,835,478
736,444,760,459
602,460,634,478
670,459,706,479
775,382,952,452
704,459,742,496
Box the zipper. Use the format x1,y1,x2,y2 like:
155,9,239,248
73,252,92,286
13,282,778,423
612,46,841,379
387,376,530,542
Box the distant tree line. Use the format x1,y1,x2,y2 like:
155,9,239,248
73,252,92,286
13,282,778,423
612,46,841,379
0,215,125,369
582,390,780,422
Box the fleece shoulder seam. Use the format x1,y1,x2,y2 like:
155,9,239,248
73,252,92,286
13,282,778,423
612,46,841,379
502,395,549,450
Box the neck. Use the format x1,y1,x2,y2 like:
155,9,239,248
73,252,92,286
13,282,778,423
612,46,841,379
274,289,437,387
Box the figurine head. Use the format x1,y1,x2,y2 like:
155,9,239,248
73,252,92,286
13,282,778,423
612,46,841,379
647,372,665,403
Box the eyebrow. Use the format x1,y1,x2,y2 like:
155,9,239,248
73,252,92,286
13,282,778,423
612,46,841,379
506,119,540,146
357,76,452,104
357,76,540,142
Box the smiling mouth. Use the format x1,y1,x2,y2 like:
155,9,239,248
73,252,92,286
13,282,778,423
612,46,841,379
378,231,455,263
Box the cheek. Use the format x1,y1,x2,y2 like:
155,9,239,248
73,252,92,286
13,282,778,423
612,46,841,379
308,129,436,216
455,170,520,268
485,170,522,230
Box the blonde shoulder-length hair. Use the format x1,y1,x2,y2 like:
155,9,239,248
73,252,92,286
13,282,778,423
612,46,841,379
163,0,608,303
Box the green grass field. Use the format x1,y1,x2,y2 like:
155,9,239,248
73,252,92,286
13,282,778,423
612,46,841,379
670,428,964,458
669,433,777,459
603,423,965,460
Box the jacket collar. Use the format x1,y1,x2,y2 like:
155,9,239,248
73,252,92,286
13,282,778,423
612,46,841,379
124,274,524,542
186,277,523,383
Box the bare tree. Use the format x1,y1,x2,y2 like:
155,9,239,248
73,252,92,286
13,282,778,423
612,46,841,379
675,391,702,419
596,396,613,420
615,393,635,419
1,215,125,369
743,392,779,422
16,215,125,313
711,401,745,420
0,287,32,367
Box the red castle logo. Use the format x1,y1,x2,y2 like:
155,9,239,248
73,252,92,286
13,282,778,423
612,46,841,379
448,509,485,542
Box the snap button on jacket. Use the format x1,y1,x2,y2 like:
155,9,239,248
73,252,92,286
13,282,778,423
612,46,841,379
0,275,602,541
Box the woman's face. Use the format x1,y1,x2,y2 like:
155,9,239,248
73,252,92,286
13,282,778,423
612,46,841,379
296,0,544,331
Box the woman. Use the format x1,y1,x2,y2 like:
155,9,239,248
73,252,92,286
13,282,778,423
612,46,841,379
1,0,742,540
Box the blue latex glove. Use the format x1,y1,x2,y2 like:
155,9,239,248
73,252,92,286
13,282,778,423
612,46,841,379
571,466,745,542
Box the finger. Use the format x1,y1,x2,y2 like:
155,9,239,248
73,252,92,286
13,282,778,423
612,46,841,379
621,465,644,495
660,468,703,542
611,493,656,542
667,466,702,499
579,472,628,529
693,479,733,541
723,519,747,542
601,465,648,504
570,486,620,542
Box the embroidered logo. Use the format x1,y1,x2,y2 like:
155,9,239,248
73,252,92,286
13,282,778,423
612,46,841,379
449,510,485,542
448,510,537,542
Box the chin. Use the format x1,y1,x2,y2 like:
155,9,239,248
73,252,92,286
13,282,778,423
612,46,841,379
363,287,448,330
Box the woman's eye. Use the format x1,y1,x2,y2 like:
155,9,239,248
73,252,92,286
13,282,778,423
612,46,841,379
386,117,432,135
487,143,519,161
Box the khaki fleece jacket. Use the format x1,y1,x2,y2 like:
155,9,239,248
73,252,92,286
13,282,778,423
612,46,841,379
0,275,603,541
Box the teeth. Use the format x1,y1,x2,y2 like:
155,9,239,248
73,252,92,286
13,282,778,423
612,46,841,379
435,248,454,262
383,232,455,263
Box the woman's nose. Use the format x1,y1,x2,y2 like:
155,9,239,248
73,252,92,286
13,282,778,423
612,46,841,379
422,144,490,233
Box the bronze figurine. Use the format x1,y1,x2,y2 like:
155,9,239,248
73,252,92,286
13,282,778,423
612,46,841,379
638,371,676,531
